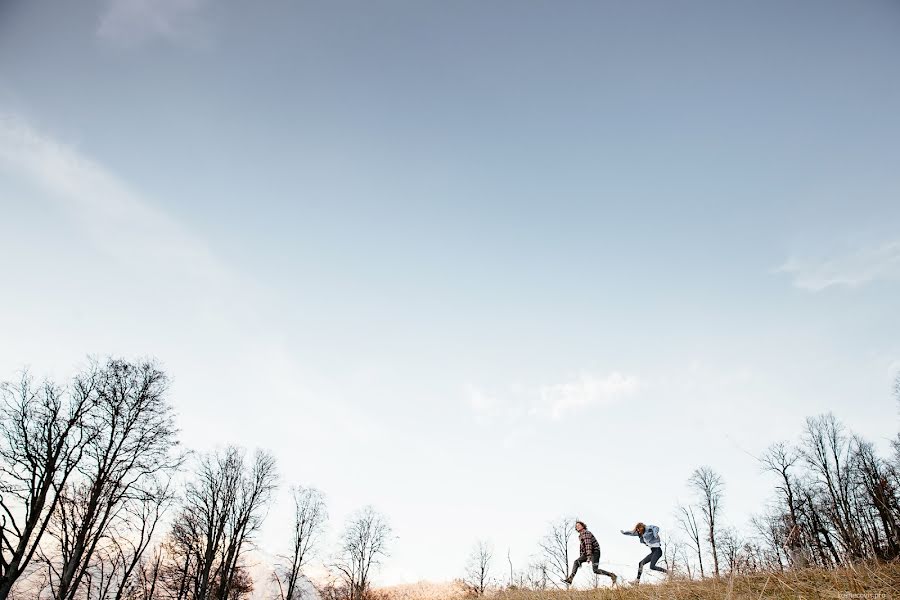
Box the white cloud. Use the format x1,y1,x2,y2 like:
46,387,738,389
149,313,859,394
536,371,641,420
0,113,224,280
465,384,500,426
776,240,900,291
466,371,641,427
97,0,211,48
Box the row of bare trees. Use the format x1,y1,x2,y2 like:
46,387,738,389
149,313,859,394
670,410,900,579
1,359,392,600
755,412,900,568
460,381,900,593
673,412,900,578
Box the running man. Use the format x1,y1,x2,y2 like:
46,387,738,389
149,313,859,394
563,521,617,586
621,522,668,582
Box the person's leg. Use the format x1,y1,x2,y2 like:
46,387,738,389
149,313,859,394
648,547,667,573
590,552,617,582
568,556,585,580
636,551,653,580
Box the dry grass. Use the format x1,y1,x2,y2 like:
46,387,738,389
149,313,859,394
490,565,899,600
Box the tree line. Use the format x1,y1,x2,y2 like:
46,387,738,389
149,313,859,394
462,377,900,593
0,359,390,600
4,358,897,599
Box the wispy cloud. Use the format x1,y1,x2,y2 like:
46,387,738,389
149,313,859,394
536,371,641,419
776,240,900,292
466,371,641,427
97,0,212,48
0,109,381,457
0,113,223,279
465,384,502,427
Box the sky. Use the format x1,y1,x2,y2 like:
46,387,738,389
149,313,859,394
1,0,900,588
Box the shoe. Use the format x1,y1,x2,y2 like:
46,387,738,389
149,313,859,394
563,577,572,585
609,574,617,586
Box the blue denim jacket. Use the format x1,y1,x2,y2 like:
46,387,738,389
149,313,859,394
621,525,661,548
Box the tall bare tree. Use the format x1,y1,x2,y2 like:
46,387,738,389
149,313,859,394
851,436,900,559
332,507,390,600
688,467,723,577
166,446,277,600
0,370,96,600
45,359,181,600
274,486,327,600
536,517,574,588
214,450,278,600
169,447,243,600
676,503,704,578
461,541,492,596
802,414,862,561
761,442,801,526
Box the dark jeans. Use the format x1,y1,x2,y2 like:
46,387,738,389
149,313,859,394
570,551,615,580
637,547,666,579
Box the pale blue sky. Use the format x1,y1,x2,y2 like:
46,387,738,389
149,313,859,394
1,0,899,588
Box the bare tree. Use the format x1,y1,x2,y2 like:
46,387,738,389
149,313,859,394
0,370,96,600
676,504,704,578
461,541,492,596
677,542,694,579
662,539,679,578
45,359,181,600
332,507,390,600
688,466,724,577
275,486,327,600
761,442,801,525
214,450,278,600
523,560,548,591
169,447,243,600
165,446,277,600
802,414,863,561
750,511,786,572
536,517,574,588
718,527,742,573
851,436,900,558
79,478,177,600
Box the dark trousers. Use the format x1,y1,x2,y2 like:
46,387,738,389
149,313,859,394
570,551,615,580
637,547,666,579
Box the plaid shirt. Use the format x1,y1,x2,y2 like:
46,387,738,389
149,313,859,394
578,528,600,558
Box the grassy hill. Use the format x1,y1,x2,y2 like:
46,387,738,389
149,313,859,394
379,565,898,600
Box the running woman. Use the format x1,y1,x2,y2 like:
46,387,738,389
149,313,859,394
621,522,668,583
